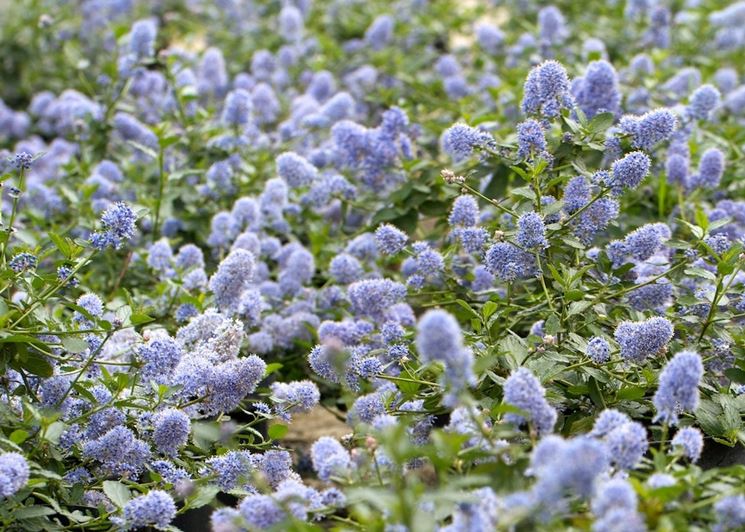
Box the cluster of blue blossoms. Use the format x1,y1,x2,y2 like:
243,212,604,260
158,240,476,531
2,1,745,531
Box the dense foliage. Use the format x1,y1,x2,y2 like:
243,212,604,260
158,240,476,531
1,0,745,530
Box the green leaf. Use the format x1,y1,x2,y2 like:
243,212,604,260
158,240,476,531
102,481,131,508
482,301,498,320
455,299,480,320
684,267,717,282
587,112,615,134
544,314,562,335
724,368,745,384
679,219,704,239
49,232,72,257
511,186,536,200
185,485,220,509
268,424,288,440
20,351,54,378
264,363,283,376
62,336,89,354
15,506,57,520
567,300,592,317
616,386,646,401
130,312,154,325
43,421,66,444
696,399,725,437
9,429,29,444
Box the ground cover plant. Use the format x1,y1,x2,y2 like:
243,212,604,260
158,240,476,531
1,0,745,530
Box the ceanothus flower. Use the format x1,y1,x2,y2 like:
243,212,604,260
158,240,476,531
440,123,495,162
129,19,157,59
608,151,651,193
311,436,351,482
714,495,745,532
122,490,176,530
521,60,573,118
349,392,387,425
503,367,557,435
415,309,475,401
591,478,638,519
153,408,191,456
587,337,611,363
329,253,363,284
689,148,725,189
530,436,609,508
375,223,408,254
610,223,670,264
563,175,591,214
475,22,504,54
666,153,688,184
605,420,648,469
9,252,37,273
348,279,407,321
614,316,674,362
147,239,173,273
276,152,318,188
82,426,151,477
0,452,30,498
653,350,703,425
459,227,489,254
364,14,394,51
619,109,677,151
516,119,548,161
590,409,631,438
270,380,320,421
278,5,304,41
137,336,183,383
222,89,252,127
74,293,104,326
441,487,500,532
449,195,479,227
112,113,158,150
671,426,704,462
574,60,621,118
209,249,255,314
516,212,548,249
688,84,721,120
647,473,676,488
538,6,568,45
485,242,537,281
204,450,253,491
91,202,137,250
